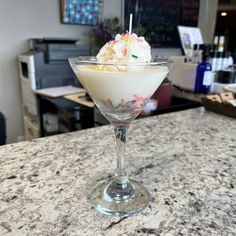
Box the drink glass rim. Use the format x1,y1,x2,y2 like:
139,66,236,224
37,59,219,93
69,56,173,67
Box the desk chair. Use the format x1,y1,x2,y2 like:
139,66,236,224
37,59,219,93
0,112,6,145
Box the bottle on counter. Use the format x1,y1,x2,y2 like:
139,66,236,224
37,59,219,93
221,52,228,70
209,51,217,72
192,44,200,64
218,36,225,52
214,36,219,49
228,52,234,67
215,52,223,71
194,47,213,93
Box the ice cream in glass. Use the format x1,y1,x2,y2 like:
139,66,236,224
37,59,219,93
69,27,172,216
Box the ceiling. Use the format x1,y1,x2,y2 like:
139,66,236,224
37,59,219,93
213,0,236,52
219,0,236,10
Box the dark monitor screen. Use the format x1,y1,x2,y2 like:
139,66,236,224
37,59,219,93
125,0,200,48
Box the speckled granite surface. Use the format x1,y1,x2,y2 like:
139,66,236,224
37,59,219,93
0,108,236,236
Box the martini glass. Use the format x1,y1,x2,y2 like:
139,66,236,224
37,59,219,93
69,57,172,216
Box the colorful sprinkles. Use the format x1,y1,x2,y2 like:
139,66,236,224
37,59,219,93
107,32,144,58
101,95,149,112
132,54,138,59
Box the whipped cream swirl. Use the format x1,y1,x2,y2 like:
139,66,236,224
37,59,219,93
96,33,151,63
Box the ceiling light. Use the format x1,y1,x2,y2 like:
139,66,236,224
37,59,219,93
221,12,227,16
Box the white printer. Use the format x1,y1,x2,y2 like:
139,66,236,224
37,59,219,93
18,38,91,140
168,56,197,91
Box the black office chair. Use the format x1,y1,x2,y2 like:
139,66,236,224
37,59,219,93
0,112,6,145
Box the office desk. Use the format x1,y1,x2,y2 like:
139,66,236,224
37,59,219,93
64,93,94,108
37,94,94,137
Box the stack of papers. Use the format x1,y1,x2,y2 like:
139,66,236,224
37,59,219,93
35,86,86,98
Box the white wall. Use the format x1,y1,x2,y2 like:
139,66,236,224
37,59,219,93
103,0,122,19
0,0,121,143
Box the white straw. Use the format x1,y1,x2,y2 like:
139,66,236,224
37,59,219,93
129,14,133,35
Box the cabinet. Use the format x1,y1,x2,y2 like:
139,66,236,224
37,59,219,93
37,96,94,137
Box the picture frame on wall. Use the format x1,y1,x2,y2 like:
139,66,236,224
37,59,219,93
60,0,100,26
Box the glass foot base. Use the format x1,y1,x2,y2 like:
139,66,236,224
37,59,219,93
88,178,151,217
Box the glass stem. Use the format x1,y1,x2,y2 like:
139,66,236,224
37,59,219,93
114,125,129,184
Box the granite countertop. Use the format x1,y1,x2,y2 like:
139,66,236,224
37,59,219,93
0,108,236,236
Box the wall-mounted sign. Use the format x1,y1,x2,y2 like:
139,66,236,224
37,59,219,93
60,0,99,26
177,25,203,56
